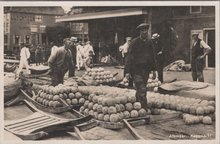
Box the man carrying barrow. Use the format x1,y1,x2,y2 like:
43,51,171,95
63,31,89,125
48,38,75,86
125,23,157,111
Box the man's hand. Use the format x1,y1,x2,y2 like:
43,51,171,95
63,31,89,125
157,51,163,55
197,55,204,60
152,71,157,80
125,73,130,80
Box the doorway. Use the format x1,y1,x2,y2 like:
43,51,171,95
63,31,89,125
205,29,215,68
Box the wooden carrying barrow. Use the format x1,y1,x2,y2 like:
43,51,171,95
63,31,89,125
95,116,150,140
5,89,75,114
4,90,97,140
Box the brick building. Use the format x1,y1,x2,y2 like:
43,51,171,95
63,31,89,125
171,6,215,67
4,7,64,55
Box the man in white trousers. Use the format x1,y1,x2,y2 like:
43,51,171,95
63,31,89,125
76,41,84,70
16,43,31,78
84,41,95,58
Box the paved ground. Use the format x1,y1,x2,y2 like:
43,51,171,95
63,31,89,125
4,66,216,141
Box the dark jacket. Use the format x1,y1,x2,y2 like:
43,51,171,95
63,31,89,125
125,37,157,75
48,46,74,73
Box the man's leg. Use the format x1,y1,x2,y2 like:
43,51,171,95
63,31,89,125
51,70,59,86
133,74,148,111
157,64,163,83
76,56,80,70
191,59,197,81
196,59,204,82
197,71,204,82
24,59,30,74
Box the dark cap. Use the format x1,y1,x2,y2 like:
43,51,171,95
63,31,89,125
136,23,149,30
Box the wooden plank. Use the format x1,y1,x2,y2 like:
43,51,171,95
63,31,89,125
4,59,20,64
15,119,60,134
12,118,59,132
6,116,50,129
74,126,85,140
123,119,144,140
5,113,45,126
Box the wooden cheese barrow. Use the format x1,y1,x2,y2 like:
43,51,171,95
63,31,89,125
4,90,97,140
5,88,75,114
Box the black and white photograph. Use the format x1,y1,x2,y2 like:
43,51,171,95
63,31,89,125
2,1,219,143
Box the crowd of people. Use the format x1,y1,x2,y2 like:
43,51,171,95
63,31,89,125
15,38,95,82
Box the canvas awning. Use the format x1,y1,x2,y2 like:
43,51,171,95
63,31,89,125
56,8,147,22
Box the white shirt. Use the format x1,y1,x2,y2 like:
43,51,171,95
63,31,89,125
84,44,95,57
20,47,30,60
76,45,84,57
193,40,210,49
51,45,59,56
119,42,129,54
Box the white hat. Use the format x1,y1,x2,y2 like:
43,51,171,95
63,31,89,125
152,33,160,39
70,37,77,41
126,37,132,41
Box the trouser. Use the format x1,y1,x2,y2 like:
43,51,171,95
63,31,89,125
35,55,41,65
156,56,164,83
191,58,204,82
16,58,30,76
76,55,83,70
132,72,150,111
51,69,65,86
69,63,75,77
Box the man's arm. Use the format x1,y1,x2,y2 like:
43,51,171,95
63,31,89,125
48,49,57,68
124,41,134,79
197,40,212,59
150,40,158,79
67,50,75,77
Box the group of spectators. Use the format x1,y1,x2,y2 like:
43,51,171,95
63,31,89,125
15,37,95,83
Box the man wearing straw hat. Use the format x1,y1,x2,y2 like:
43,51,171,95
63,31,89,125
191,31,211,82
125,23,157,111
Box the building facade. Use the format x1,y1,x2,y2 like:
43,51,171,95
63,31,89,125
4,7,64,54
171,6,215,68
56,6,215,67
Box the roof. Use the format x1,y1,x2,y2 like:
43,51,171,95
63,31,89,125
56,8,147,22
4,7,65,16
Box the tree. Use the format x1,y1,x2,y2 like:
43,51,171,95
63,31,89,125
45,24,70,46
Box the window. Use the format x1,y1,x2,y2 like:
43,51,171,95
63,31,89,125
26,35,30,44
35,15,42,22
190,6,202,14
15,35,20,45
4,35,8,44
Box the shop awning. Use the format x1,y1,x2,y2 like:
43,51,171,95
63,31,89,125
56,8,147,22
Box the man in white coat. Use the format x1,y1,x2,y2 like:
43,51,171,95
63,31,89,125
84,41,95,58
76,41,84,70
16,43,31,78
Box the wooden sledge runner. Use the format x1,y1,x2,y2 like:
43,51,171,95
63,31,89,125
4,91,96,140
